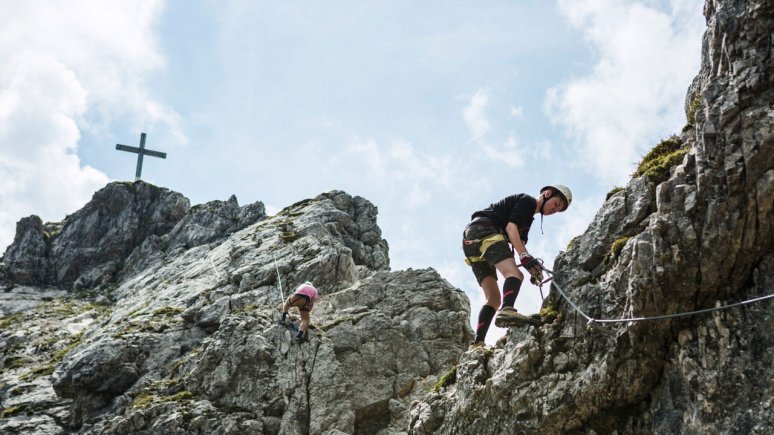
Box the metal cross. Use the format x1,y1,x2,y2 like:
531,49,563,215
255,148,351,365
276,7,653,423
115,133,167,181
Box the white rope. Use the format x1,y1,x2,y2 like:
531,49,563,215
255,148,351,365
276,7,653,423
542,267,774,325
272,252,285,303
209,256,221,279
184,223,223,279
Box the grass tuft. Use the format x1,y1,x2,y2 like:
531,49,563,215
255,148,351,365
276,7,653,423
610,236,632,259
433,366,457,392
633,136,689,184
687,94,701,125
606,187,625,201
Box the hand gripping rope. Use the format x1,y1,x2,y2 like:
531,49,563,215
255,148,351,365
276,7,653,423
518,257,554,300
534,263,774,325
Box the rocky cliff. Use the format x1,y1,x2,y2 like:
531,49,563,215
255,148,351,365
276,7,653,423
2,0,772,433
0,184,471,434
410,0,774,433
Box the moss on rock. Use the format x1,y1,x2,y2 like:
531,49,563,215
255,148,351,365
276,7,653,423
633,136,689,184
433,366,457,392
606,187,625,201
609,236,632,259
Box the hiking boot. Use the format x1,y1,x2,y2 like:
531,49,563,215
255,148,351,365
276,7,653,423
494,307,534,327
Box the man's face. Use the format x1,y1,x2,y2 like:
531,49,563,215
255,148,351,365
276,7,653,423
542,195,566,216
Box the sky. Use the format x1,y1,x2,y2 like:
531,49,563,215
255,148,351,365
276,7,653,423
0,0,705,343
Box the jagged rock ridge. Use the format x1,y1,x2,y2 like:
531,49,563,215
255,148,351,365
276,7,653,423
409,0,774,433
0,184,470,434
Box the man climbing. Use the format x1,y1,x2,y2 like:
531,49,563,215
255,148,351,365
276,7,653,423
280,282,319,342
463,185,572,348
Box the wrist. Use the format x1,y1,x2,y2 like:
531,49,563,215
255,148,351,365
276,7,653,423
519,251,531,259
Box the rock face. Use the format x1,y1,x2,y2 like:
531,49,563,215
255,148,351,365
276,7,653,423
0,186,470,434
2,1,772,433
1,182,273,292
410,0,774,433
3,182,192,289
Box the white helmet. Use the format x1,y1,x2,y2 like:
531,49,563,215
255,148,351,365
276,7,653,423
541,184,572,211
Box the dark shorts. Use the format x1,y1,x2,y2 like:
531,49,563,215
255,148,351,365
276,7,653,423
462,219,513,284
287,293,313,312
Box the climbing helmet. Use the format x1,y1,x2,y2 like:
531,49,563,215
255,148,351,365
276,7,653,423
540,184,572,211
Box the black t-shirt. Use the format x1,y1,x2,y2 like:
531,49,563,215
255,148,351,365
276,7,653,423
471,194,536,244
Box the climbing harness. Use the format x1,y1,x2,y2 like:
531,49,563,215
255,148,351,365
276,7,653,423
540,265,774,325
463,233,507,266
272,253,314,344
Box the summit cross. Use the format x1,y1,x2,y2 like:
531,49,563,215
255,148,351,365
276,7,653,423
115,133,167,181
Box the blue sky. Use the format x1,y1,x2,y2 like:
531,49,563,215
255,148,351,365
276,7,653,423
0,0,705,343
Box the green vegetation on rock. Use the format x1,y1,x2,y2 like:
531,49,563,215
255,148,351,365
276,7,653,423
131,379,194,410
687,94,701,126
152,306,184,317
606,187,625,201
633,136,689,184
280,231,300,242
433,366,457,391
1,404,26,418
610,236,632,259
539,305,559,322
19,364,55,381
0,313,23,332
566,235,581,251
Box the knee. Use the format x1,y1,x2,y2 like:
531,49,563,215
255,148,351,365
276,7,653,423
505,268,524,280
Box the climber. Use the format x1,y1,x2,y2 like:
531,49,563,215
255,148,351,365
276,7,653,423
280,282,319,341
463,184,572,348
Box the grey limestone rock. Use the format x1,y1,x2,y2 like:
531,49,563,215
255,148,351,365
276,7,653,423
2,181,191,289
1,186,469,435
3,215,50,284
3,1,772,433
1,182,271,293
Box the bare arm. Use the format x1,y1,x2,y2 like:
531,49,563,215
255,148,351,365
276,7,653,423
506,222,543,282
505,222,527,257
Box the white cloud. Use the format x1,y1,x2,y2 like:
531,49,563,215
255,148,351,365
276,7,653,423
482,134,525,168
407,184,432,208
0,1,177,251
0,53,109,250
463,90,490,142
343,137,465,208
546,0,705,183
531,139,554,161
346,138,385,177
463,90,526,168
510,105,524,119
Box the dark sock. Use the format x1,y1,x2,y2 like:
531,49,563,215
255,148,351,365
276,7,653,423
501,277,522,308
475,305,497,343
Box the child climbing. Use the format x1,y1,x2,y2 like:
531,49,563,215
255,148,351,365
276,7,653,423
463,185,572,348
280,282,319,342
